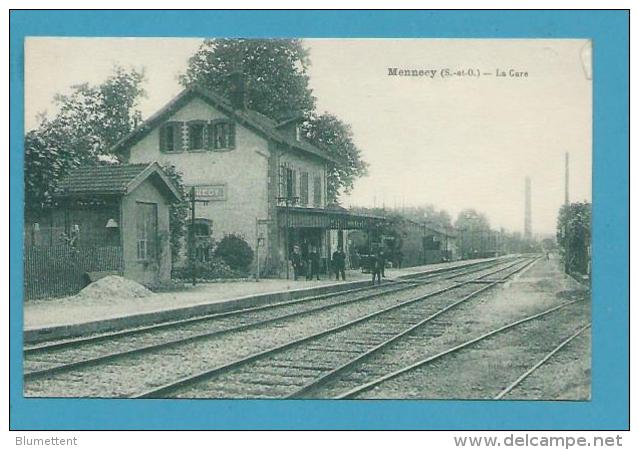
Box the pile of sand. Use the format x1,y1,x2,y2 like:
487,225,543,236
75,275,154,301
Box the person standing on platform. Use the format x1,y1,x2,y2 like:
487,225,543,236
309,246,321,281
332,248,346,281
291,245,303,281
371,251,382,285
379,249,386,278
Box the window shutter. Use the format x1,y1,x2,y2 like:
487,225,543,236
292,169,297,198
174,122,184,152
314,176,322,207
201,122,208,149
207,123,215,150
228,122,236,148
301,172,309,206
278,164,285,198
159,124,167,152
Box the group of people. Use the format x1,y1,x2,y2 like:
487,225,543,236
290,245,386,285
290,245,322,281
290,245,348,281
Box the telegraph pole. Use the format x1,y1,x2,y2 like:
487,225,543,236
255,218,260,282
276,195,299,280
189,187,208,286
255,218,272,282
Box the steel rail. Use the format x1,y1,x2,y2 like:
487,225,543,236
334,298,580,399
25,281,400,353
25,258,507,354
286,257,539,398
132,258,535,398
24,283,416,380
493,322,591,400
24,259,520,380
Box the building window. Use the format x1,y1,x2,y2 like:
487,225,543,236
209,120,236,150
188,121,206,151
190,219,213,262
136,202,158,261
278,164,299,204
313,176,322,207
300,171,309,206
286,167,297,199
159,122,183,153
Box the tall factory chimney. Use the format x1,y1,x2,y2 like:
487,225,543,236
524,177,532,240
565,152,570,205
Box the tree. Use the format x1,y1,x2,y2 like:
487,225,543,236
304,113,368,202
180,39,368,202
556,201,591,275
455,209,491,231
455,209,492,258
180,39,315,121
25,66,146,209
398,204,453,230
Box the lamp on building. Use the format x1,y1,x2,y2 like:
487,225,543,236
105,218,119,228
33,222,40,232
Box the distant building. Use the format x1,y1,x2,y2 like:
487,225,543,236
112,81,383,276
348,218,458,269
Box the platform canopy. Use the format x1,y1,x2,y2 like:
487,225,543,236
277,206,386,230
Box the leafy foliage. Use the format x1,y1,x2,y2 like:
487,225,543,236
454,209,499,258
180,39,315,121
396,204,453,231
304,113,369,203
454,209,491,232
213,233,254,273
159,164,188,263
180,39,368,202
172,257,243,281
556,201,591,275
25,66,146,209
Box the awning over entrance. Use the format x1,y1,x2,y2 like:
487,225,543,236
277,206,386,230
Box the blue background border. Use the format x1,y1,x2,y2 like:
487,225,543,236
9,10,629,430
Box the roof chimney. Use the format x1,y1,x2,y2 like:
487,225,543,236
276,112,305,141
227,71,246,110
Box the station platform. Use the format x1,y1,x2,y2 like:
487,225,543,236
23,257,502,344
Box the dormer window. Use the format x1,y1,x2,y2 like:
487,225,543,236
208,120,236,150
159,122,183,153
188,121,207,151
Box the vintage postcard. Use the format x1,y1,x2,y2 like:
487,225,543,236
21,36,593,402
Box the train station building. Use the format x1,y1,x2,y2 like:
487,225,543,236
112,80,386,276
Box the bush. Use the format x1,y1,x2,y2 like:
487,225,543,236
213,233,254,273
172,257,243,280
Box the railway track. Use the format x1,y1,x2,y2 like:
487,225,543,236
25,257,504,353
494,323,591,400
24,257,517,381
131,257,537,399
335,300,588,399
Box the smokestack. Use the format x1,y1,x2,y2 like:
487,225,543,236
565,152,570,205
524,177,532,240
227,71,246,110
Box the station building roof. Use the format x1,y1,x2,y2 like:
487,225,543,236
54,162,181,202
111,86,344,166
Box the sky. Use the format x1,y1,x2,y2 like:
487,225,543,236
25,38,592,235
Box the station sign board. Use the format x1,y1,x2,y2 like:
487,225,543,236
194,184,226,201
